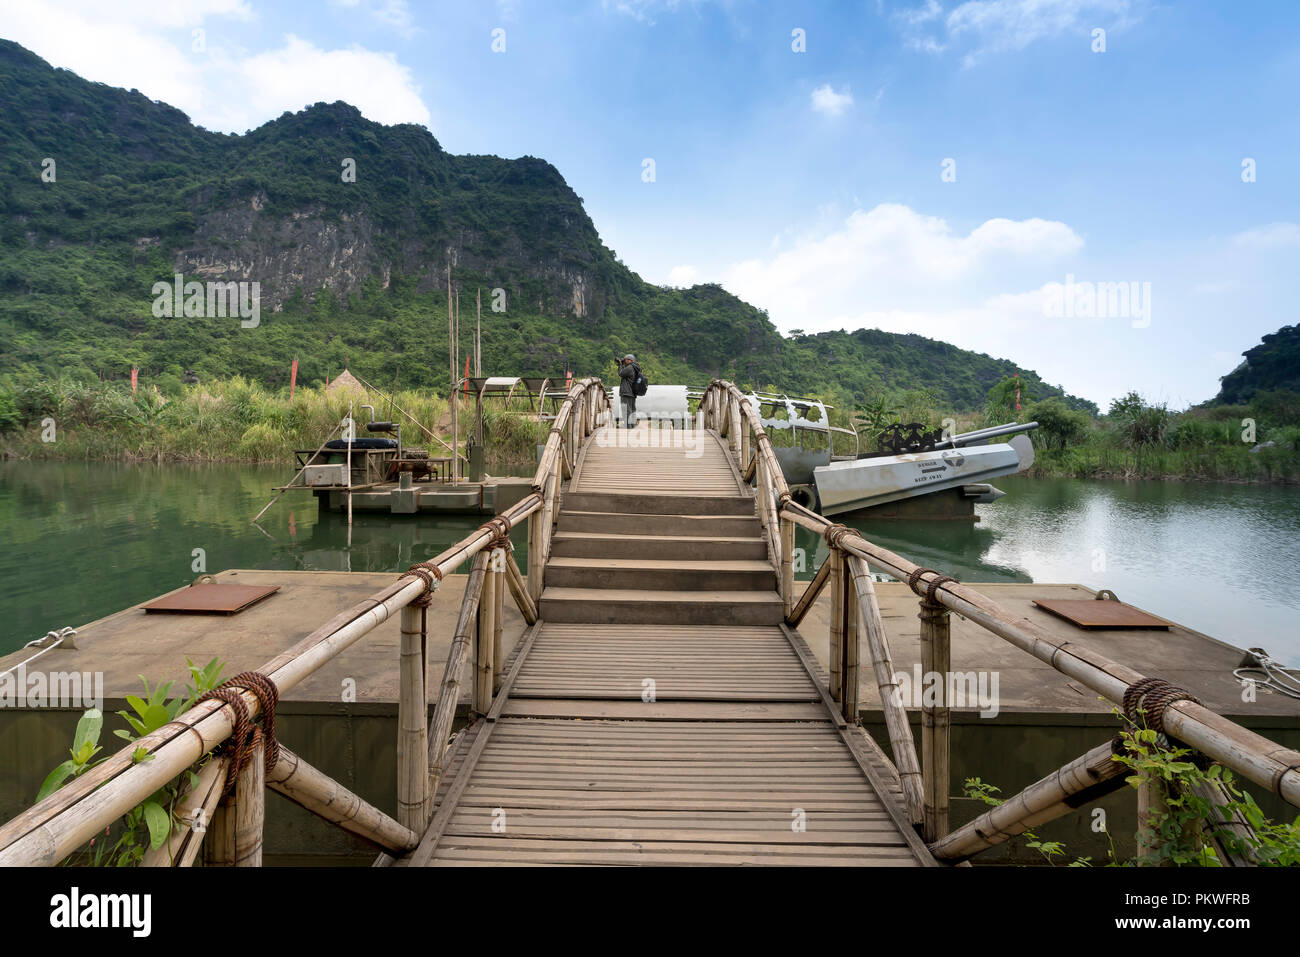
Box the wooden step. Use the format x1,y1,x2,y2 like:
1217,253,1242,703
550,531,769,561
545,557,776,591
539,587,786,625
564,491,754,516
558,510,762,538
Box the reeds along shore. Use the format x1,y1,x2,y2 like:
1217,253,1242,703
0,376,541,464
3,376,1299,481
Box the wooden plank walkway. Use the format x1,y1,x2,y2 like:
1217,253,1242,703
403,426,936,866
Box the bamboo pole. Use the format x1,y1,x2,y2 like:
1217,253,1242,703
205,801,234,866
780,519,795,617
504,553,538,624
493,549,505,694
426,552,490,797
267,745,418,853
398,603,429,830
1189,778,1260,866
919,598,951,843
540,472,556,566
475,555,498,716
141,755,227,867
527,506,544,603
787,553,832,627
777,497,1300,811
1136,773,1165,864
828,548,843,703
847,554,924,826
843,566,860,723
729,397,742,460
346,399,353,527
930,739,1128,861
232,738,264,866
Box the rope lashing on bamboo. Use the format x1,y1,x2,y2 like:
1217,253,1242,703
1123,676,1201,737
406,562,444,608
907,567,959,605
196,671,280,798
824,523,861,551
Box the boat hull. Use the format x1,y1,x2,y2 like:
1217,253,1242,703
813,442,1026,516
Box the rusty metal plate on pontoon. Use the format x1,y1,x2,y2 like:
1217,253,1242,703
143,583,280,615
1032,599,1172,630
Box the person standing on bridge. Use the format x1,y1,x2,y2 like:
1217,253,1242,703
618,354,641,429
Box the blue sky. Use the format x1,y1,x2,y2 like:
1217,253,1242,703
3,0,1298,408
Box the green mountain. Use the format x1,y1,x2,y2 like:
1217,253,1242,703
1213,324,1300,405
0,39,1094,415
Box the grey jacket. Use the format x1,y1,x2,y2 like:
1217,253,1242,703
618,362,641,399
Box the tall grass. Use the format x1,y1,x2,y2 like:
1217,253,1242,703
0,377,542,464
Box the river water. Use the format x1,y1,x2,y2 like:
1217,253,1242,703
2,463,1298,665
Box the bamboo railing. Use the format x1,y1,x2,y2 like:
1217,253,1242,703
0,377,609,868
702,379,1300,859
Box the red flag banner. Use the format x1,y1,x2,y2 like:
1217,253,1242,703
131,368,138,395
290,358,298,401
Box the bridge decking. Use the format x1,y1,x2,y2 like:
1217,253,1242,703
403,426,935,866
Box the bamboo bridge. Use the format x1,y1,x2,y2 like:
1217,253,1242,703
2,378,1298,867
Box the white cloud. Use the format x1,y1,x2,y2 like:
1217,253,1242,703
0,2,432,134
724,203,1082,335
897,0,1143,65
1232,222,1300,249
666,265,699,287
214,35,431,131
810,84,854,116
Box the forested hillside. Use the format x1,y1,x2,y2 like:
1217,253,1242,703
0,38,1090,415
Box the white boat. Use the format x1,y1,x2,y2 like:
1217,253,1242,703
617,385,1037,518
714,390,1036,517
812,435,1034,516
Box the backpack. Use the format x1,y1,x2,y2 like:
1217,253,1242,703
634,369,648,396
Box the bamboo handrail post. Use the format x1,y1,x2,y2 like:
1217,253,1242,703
828,548,844,703
919,597,952,843
843,566,860,723
1136,770,1165,864
474,558,498,716
527,507,544,602
205,801,235,866
141,755,227,867
847,555,925,825
492,549,505,694
426,552,489,797
780,518,795,616
729,398,742,461
398,603,429,829
232,738,265,866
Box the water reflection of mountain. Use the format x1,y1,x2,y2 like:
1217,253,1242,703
792,516,1030,584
